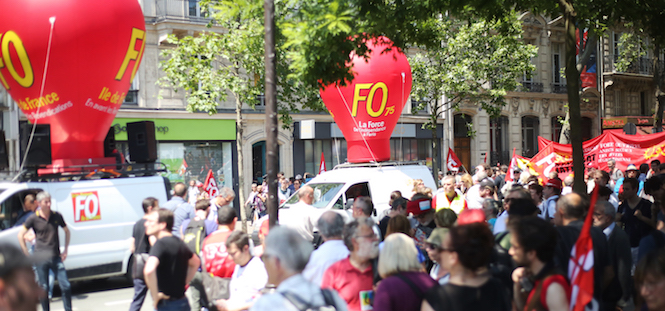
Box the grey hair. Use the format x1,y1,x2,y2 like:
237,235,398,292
317,211,345,239
264,226,313,273
343,217,375,251
607,159,616,165
219,187,235,200
596,200,616,219
36,191,51,202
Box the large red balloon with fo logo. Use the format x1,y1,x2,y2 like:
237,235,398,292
320,36,412,163
0,0,146,160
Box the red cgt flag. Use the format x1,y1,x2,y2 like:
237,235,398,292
319,152,327,174
569,186,599,311
203,169,219,198
447,148,462,172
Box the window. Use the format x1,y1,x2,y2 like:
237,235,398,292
454,114,473,137
304,140,346,175
551,117,562,142
390,138,433,165
123,73,139,106
490,116,510,165
552,44,566,93
522,116,540,157
189,0,204,17
156,142,234,195
581,117,593,142
641,91,650,116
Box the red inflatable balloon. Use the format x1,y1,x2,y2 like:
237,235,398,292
0,0,146,160
320,37,412,163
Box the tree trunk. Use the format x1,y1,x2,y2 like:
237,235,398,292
430,100,439,186
264,0,278,228
234,95,247,233
562,3,586,194
654,43,664,132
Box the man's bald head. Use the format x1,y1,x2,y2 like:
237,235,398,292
173,182,187,197
557,193,588,221
299,186,314,205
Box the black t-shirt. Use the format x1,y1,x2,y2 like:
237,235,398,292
133,218,150,254
24,211,66,258
150,235,193,298
554,220,610,305
378,215,390,240
424,277,511,311
618,198,653,247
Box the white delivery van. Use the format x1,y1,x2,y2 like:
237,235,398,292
0,175,170,281
278,161,437,223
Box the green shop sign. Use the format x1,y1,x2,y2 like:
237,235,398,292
111,118,236,141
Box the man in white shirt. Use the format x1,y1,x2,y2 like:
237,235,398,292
280,186,320,242
214,231,268,311
251,227,347,311
466,171,487,209
303,211,349,286
188,180,200,205
209,187,235,223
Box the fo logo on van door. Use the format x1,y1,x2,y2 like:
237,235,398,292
72,191,102,222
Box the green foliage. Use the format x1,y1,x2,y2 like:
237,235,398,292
158,0,323,125
410,13,537,121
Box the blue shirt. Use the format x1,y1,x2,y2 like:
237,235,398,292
163,196,195,237
14,210,34,227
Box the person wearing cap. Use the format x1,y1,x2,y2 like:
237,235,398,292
0,243,42,311
540,178,562,221
425,228,451,285
409,194,436,270
433,176,467,214
614,164,644,197
18,191,72,311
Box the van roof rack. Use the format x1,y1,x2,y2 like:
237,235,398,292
332,160,425,170
17,162,168,182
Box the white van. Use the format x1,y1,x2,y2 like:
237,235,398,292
279,161,437,223
0,176,170,281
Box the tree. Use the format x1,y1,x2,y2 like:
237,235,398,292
410,13,537,181
281,0,621,194
159,0,320,231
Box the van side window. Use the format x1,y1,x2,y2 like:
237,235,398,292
345,183,371,201
333,196,344,210
0,190,39,229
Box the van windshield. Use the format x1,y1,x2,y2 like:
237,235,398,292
283,183,344,208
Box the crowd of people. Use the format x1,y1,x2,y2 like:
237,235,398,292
2,160,665,311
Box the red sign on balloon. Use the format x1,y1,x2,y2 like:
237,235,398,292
320,36,412,163
0,0,146,160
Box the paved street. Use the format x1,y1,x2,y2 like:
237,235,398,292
39,277,153,311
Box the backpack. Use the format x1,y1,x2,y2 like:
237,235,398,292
183,219,207,255
281,289,339,311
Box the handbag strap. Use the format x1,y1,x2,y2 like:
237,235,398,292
395,273,424,299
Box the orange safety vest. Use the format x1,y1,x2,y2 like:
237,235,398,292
434,190,467,214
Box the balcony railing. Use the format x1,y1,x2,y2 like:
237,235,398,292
551,83,567,94
520,81,544,93
603,54,664,76
155,0,211,22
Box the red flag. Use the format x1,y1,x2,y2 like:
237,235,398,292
319,152,326,174
203,169,219,198
569,186,599,311
447,148,462,172
177,158,188,176
484,152,487,163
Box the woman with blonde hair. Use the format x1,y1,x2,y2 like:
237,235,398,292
459,174,473,194
374,233,437,311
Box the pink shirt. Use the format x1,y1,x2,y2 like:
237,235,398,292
321,257,374,311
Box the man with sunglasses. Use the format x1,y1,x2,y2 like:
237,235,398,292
322,217,377,311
